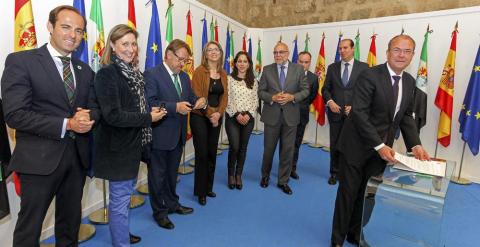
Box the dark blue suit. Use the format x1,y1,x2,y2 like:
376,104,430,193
144,63,198,220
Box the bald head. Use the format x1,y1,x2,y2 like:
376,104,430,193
273,42,289,65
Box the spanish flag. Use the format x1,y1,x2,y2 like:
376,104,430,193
183,10,194,79
367,34,377,67
14,0,37,52
311,33,326,126
435,23,458,147
127,0,136,29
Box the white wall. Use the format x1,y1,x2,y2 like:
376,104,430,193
1,1,479,245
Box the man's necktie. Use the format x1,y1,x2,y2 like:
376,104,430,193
279,65,286,89
59,56,75,105
342,63,349,86
392,75,401,110
173,74,182,97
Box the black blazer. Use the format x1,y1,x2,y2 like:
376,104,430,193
322,59,368,122
144,63,198,151
337,63,421,165
1,45,94,175
92,64,151,181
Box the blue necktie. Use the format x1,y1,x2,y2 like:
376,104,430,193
342,62,349,86
392,75,401,109
279,65,286,89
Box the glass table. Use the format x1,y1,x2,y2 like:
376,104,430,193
361,160,455,247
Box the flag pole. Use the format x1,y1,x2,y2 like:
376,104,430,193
219,116,229,149
89,179,109,224
451,142,472,185
178,145,194,174
308,124,323,148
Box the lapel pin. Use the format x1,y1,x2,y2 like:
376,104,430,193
77,65,82,70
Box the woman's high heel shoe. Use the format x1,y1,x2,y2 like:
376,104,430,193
228,176,235,190
235,175,243,190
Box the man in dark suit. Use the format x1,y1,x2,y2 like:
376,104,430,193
1,6,95,246
322,39,368,185
330,35,430,247
258,42,309,195
145,39,206,230
291,51,319,180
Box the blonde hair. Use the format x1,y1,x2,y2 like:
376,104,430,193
201,41,224,71
100,24,138,65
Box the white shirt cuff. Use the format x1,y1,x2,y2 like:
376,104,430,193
61,118,68,138
374,143,385,151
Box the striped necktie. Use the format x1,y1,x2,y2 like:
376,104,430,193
59,56,75,105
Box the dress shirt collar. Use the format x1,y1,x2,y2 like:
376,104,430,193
47,43,72,59
386,62,404,79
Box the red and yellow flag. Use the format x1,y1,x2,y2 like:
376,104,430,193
183,10,194,140
14,0,37,52
242,33,247,52
127,0,136,29
434,24,457,147
311,34,326,126
367,34,377,67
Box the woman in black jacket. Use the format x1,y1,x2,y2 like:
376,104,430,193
92,24,165,246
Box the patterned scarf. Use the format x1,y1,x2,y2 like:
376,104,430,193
111,55,152,146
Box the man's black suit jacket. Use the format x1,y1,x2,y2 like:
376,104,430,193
1,44,94,175
322,59,368,122
299,71,319,125
337,63,421,165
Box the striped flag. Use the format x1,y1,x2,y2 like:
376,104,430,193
304,33,310,52
435,24,458,147
354,30,360,60
72,0,88,63
312,34,326,125
291,35,298,63
90,0,105,72
14,0,37,52
214,19,219,42
229,29,235,69
334,32,343,62
127,0,136,29
166,3,173,43
242,33,247,52
413,26,432,131
209,16,214,41
183,10,194,79
255,39,262,75
367,34,377,67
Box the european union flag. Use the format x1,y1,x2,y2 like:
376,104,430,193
72,0,88,63
223,28,231,73
291,38,298,63
248,37,252,59
201,16,208,51
145,0,162,70
459,45,480,155
334,35,342,63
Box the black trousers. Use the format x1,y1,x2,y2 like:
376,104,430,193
331,153,385,245
13,138,85,247
292,121,308,170
148,140,183,220
191,114,222,197
329,119,344,176
224,114,254,177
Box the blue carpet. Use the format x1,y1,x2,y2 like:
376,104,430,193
43,134,480,246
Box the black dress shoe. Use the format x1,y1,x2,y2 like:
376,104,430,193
330,243,342,247
175,205,194,215
129,233,141,244
260,176,269,188
328,175,337,185
290,170,299,180
198,196,206,206
277,184,293,195
228,176,235,189
207,191,216,197
346,234,359,245
156,217,174,229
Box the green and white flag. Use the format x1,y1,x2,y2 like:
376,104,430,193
354,30,360,60
413,26,432,131
165,4,173,43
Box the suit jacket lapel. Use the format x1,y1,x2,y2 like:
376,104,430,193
272,64,281,90
379,64,395,120
160,64,180,100
36,45,70,106
348,60,360,87
72,59,84,106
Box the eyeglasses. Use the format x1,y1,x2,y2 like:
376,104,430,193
206,48,220,53
171,51,189,64
273,50,288,55
390,48,413,55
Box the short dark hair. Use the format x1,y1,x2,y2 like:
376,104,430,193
48,5,86,29
341,39,354,48
165,39,192,57
298,51,311,59
388,35,416,52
